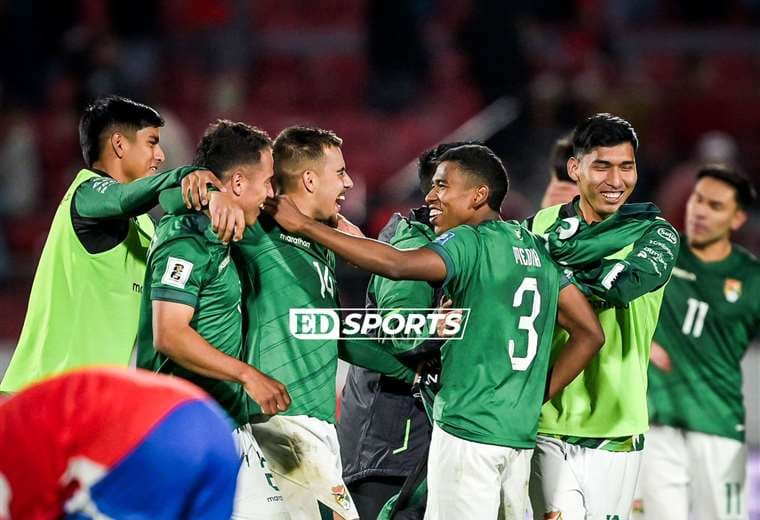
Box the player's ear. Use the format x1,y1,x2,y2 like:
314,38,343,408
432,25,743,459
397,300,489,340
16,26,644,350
231,170,244,196
111,132,126,159
302,169,317,194
567,156,580,182
472,185,490,209
731,208,748,231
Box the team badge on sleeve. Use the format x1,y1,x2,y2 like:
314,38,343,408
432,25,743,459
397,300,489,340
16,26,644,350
434,231,455,245
724,278,742,303
161,257,193,289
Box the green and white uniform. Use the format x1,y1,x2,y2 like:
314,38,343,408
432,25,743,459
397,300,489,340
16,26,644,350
136,211,288,519
2,167,193,393
526,199,679,520
136,212,248,426
424,220,567,520
159,187,413,519
637,240,760,520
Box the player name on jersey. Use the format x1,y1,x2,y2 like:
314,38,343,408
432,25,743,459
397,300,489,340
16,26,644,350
512,246,542,268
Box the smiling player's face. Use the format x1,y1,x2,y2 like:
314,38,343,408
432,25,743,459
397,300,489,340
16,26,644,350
425,161,480,234
569,142,636,221
234,148,275,226
312,146,354,222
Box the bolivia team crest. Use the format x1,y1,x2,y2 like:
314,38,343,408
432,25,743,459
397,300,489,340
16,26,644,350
331,484,352,511
724,278,742,303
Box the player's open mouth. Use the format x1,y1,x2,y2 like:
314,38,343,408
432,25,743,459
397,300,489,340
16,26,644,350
336,194,346,211
600,191,624,203
429,208,443,223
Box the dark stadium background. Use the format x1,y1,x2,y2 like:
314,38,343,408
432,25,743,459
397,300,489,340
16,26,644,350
0,0,758,513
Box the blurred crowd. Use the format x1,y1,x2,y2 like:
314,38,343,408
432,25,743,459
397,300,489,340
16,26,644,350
1,0,760,339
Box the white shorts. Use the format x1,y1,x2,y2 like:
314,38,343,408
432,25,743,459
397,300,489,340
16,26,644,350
424,423,532,520
634,425,747,520
251,415,359,520
529,434,641,520
233,425,291,519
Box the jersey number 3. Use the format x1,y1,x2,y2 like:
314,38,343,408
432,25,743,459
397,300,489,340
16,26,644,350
508,277,541,371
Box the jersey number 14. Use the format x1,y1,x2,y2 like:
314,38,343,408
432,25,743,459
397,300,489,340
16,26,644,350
508,277,540,371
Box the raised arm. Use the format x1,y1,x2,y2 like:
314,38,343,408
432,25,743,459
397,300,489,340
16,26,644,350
264,195,447,282
545,283,605,401
74,167,221,219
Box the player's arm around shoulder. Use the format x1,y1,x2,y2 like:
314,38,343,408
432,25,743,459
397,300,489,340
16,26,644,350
74,167,218,220
264,194,449,282
545,282,605,401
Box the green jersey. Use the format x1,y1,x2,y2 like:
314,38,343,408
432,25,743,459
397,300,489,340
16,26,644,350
528,200,679,439
157,188,416,424
2,167,192,393
238,215,341,422
368,213,438,356
136,213,248,426
426,220,565,448
648,239,760,441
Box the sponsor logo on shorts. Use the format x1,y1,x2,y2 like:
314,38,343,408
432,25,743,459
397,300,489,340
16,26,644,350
331,484,352,511
289,308,470,341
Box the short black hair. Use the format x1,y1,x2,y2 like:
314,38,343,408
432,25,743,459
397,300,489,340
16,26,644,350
572,113,639,157
550,135,574,181
193,120,272,179
273,126,343,189
437,144,509,212
697,164,757,209
417,141,476,193
78,95,164,167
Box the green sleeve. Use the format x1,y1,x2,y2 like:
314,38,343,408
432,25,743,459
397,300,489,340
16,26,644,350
149,234,213,308
424,225,479,293
573,220,680,307
74,166,197,219
372,233,437,355
338,337,416,383
159,186,189,216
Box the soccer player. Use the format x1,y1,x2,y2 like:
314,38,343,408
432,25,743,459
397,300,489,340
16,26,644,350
0,367,240,519
136,120,292,518
162,126,416,520
1,95,217,393
636,165,759,520
524,113,680,520
263,143,605,519
339,142,468,520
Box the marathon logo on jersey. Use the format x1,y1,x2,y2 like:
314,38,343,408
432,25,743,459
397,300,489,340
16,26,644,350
161,257,193,289
289,308,470,341
724,278,742,303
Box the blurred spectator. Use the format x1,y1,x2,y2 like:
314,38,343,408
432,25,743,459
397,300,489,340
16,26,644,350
0,109,41,216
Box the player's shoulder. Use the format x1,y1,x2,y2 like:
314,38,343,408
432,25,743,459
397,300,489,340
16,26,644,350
151,213,217,256
732,243,760,273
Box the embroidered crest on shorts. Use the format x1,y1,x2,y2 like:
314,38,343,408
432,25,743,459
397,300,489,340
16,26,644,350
331,484,351,510
161,257,193,289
